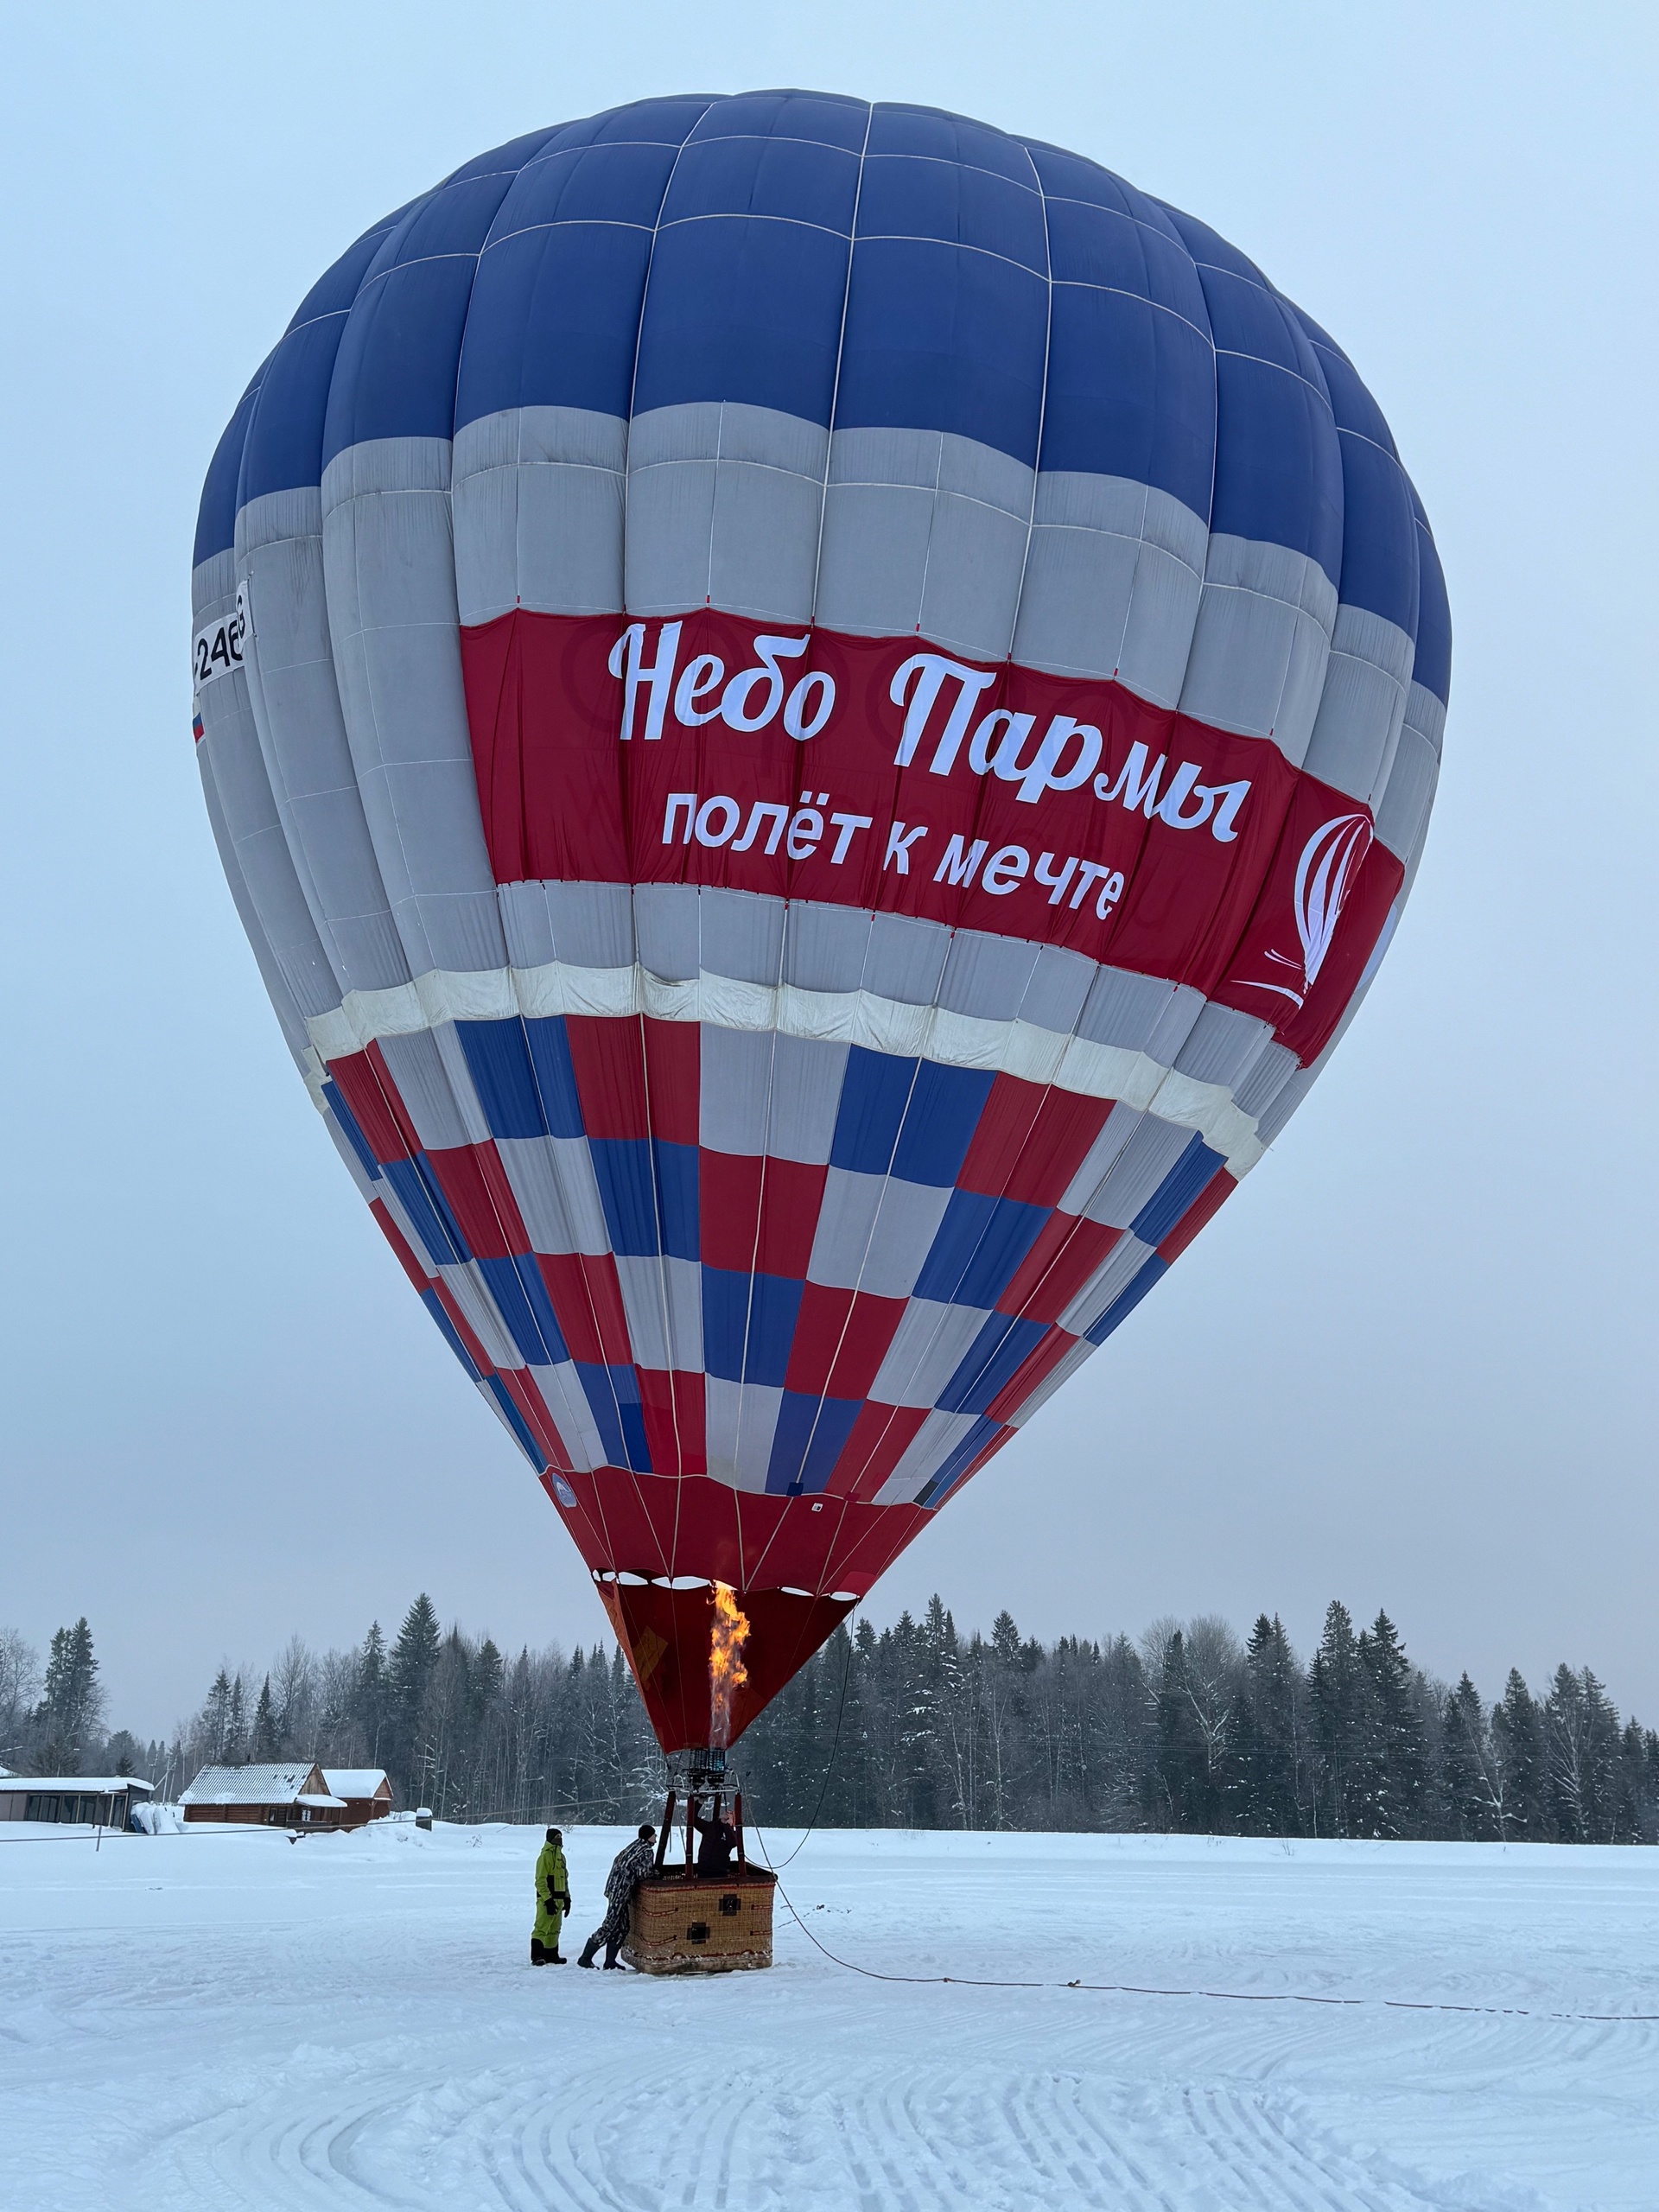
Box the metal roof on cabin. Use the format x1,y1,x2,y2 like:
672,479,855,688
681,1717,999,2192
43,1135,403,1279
0,1776,154,1794
178,1763,331,1806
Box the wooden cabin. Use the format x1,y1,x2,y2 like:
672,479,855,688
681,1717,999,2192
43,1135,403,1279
179,1761,346,1828
322,1769,393,1827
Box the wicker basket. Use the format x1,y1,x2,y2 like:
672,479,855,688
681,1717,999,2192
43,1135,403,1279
622,1866,778,1974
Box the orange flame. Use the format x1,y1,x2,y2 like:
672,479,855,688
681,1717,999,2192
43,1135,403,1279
709,1581,751,1747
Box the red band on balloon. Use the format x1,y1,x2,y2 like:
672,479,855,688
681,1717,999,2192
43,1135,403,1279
461,608,1401,1065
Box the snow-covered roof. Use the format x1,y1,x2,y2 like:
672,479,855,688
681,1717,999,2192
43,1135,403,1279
322,1769,391,1799
179,1763,333,1807
0,1776,153,1795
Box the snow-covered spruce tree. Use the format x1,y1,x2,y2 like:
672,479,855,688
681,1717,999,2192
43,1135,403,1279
746,1620,874,1828
100,1729,144,1778
1241,1615,1307,1836
182,1666,237,1782
742,1628,842,1826
1027,1634,1096,1829
823,1618,875,1822
1147,1629,1212,1831
33,1619,104,1774
226,1673,248,1764
856,1613,906,1824
1439,1675,1497,1840
808,1625,863,1827
924,1596,977,1828
422,1629,472,1818
841,1616,880,1826
388,1595,442,1804
352,1622,390,1769
463,1637,505,1816
791,1637,836,1825
1545,1665,1622,1844
1489,1669,1546,1839
1611,1718,1658,1845
1309,1602,1363,1837
1353,1612,1427,1839
978,1610,1027,1832
251,1676,281,1761
890,1609,938,1826
475,1637,504,1719
501,1643,537,1822
205,1670,232,1764
1090,1634,1151,1831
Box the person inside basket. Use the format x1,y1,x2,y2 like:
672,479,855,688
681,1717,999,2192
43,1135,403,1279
531,1827,570,1965
692,1806,740,1876
577,1825,657,1969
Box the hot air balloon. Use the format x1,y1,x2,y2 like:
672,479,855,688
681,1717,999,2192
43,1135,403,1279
191,92,1449,1772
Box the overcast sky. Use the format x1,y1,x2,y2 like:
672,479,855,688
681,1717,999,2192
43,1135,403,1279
2,3,1655,1742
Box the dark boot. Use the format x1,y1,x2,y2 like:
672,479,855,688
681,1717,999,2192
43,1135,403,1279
576,1938,599,1968
550,1951,567,1964
531,1937,548,1966
601,1938,625,1969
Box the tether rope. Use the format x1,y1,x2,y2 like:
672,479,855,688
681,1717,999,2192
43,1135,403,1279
745,1824,1659,2024
10,1815,1656,2024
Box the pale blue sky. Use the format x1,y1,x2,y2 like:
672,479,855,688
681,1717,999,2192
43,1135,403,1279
2,3,1655,1737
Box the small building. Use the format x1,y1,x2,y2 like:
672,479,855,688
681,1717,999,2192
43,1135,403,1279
179,1761,346,1829
322,1769,393,1827
0,1776,155,1827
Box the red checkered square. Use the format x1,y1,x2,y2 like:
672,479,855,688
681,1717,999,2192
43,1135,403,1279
327,1046,410,1164
698,1151,763,1271
785,1284,906,1397
565,1015,649,1139
824,1401,929,1500
426,1141,531,1260
958,1075,1112,1206
638,1367,706,1476
997,1211,1122,1321
643,1017,699,1147
699,1153,827,1277
755,1156,828,1278
536,1250,632,1365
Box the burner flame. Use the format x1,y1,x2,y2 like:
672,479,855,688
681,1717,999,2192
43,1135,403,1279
709,1582,751,1748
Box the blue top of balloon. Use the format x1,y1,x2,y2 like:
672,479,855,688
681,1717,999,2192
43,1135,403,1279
197,90,1447,702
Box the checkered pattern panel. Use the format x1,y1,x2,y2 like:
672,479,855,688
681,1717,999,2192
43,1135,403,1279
323,1013,1235,1511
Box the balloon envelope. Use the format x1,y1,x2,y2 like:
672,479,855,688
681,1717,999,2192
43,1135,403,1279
192,93,1449,1752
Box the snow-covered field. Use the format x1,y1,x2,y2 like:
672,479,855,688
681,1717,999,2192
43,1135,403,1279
3,1820,1656,2210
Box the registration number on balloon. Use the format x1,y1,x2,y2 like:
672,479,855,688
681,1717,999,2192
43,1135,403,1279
191,582,250,695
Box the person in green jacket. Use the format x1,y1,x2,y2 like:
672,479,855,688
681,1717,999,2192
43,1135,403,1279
531,1827,570,1965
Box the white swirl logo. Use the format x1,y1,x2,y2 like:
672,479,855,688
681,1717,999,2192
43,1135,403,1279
1241,810,1373,1009
1295,811,1372,988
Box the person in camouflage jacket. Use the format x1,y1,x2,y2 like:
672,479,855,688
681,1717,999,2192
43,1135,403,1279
576,1825,658,1969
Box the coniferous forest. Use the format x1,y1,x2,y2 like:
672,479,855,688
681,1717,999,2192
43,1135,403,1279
7,1598,1657,1846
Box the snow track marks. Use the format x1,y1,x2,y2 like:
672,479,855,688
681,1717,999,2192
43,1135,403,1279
156,2050,1451,2211
10,1827,1657,2209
